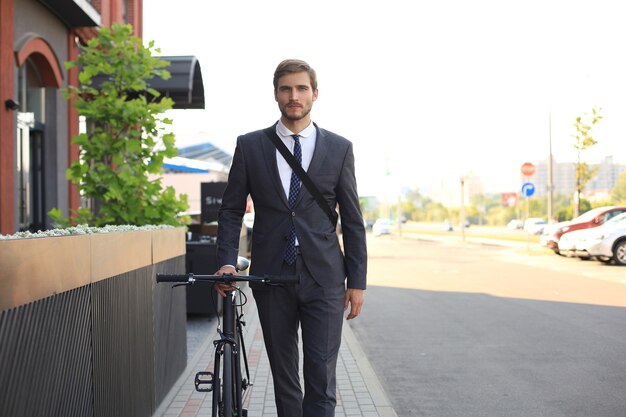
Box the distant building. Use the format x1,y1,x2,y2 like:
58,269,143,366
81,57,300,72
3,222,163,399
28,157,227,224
439,173,484,208
533,156,626,198
589,156,625,192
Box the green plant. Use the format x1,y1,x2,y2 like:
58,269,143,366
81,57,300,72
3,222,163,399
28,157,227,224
572,107,602,217
50,23,188,227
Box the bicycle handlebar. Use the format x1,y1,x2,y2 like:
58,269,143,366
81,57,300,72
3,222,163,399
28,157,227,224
156,273,299,285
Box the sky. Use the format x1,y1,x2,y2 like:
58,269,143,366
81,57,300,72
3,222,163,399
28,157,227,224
143,0,626,198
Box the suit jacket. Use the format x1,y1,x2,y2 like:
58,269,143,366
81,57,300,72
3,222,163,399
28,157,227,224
217,123,367,289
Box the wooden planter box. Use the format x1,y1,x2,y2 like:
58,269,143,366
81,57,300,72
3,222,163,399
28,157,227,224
0,227,187,417
0,227,184,309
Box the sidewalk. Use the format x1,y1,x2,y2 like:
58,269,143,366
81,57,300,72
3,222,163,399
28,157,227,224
153,288,398,417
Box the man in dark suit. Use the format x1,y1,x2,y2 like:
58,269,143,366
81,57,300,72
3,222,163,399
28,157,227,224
215,59,367,417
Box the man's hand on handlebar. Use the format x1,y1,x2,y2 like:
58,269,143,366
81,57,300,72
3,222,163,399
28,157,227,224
214,265,238,297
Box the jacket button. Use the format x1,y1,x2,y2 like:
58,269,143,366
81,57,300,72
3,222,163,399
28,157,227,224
292,211,296,217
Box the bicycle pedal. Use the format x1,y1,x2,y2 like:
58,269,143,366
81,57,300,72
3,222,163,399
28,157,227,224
194,371,214,392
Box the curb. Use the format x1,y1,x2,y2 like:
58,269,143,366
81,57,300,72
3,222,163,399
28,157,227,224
342,322,398,417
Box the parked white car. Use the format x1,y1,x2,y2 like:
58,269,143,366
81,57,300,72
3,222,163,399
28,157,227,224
524,217,547,235
507,219,523,230
540,221,571,251
559,212,626,264
372,218,392,236
243,212,255,229
557,228,586,258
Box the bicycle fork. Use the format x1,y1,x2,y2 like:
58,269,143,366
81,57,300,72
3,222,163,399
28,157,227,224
194,290,248,417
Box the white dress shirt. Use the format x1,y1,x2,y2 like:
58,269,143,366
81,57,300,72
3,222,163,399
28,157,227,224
275,120,317,199
276,120,316,247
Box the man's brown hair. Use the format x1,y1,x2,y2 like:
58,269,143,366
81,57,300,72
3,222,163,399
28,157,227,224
273,59,318,91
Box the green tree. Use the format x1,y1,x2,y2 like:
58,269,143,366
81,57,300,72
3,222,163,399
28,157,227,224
400,189,449,222
612,170,626,204
50,23,188,227
572,107,602,217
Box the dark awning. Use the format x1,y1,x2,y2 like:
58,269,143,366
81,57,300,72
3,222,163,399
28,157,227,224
89,55,205,110
152,56,205,109
38,0,101,27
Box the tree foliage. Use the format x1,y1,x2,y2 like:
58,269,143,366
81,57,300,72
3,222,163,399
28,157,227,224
401,189,449,222
50,23,188,227
388,188,602,226
572,107,602,217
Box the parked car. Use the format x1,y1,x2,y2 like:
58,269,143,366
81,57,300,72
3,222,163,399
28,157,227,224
507,219,524,230
540,221,569,250
557,228,588,258
524,217,547,235
570,213,626,264
372,218,392,236
558,213,626,258
541,206,626,254
243,212,255,229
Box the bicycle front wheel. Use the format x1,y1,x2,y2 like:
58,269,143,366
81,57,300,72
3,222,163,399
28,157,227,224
234,336,244,416
221,343,233,417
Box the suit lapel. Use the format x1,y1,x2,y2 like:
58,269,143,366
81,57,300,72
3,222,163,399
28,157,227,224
261,125,290,207
306,123,329,177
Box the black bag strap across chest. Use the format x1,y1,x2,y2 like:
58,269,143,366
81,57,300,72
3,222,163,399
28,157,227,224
265,128,338,227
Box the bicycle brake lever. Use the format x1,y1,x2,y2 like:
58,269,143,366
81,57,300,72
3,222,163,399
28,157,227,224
172,282,192,289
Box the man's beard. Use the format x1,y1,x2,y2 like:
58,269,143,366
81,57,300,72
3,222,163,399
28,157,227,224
280,104,312,121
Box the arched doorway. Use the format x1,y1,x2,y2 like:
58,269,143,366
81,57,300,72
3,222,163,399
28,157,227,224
15,36,63,231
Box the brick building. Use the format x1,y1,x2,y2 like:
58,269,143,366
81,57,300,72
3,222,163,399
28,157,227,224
0,0,204,234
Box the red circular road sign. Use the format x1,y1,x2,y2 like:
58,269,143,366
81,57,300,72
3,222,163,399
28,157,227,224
521,162,536,176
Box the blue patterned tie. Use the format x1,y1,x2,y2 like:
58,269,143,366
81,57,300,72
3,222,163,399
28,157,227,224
284,134,302,265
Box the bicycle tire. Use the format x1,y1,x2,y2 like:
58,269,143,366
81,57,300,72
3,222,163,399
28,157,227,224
222,343,233,417
213,348,222,417
234,332,244,416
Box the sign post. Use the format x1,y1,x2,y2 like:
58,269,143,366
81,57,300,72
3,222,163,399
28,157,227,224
520,163,536,253
521,182,535,244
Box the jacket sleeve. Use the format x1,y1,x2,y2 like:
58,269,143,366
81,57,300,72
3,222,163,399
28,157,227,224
217,137,249,268
336,142,368,289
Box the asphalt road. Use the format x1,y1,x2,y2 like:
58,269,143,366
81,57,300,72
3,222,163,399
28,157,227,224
349,234,626,417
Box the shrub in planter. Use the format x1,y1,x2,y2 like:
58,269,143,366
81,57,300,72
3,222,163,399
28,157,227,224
50,23,188,227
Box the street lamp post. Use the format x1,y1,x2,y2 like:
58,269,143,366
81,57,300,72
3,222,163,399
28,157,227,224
548,110,554,223
460,176,466,243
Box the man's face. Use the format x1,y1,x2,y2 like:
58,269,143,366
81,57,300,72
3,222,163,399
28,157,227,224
274,72,318,122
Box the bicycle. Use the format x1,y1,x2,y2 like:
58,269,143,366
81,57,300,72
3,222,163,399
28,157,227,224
156,259,298,417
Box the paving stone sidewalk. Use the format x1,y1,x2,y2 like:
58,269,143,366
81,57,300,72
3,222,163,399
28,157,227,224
153,288,397,417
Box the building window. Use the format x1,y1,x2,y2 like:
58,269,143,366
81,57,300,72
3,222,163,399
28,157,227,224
16,58,47,231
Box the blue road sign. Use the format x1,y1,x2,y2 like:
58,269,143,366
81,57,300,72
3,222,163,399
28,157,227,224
521,182,535,197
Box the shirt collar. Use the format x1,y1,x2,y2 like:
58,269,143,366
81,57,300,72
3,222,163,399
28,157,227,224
276,120,315,139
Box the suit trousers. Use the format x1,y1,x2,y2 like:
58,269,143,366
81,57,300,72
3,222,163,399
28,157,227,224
252,253,345,417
